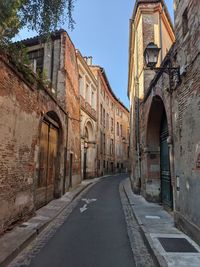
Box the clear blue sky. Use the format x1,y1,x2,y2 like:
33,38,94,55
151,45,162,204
16,0,174,108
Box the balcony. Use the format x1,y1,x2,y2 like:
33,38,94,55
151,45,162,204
80,96,97,120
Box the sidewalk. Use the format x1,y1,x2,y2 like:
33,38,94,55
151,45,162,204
0,178,100,267
123,178,200,267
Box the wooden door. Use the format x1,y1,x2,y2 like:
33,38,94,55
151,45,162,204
36,120,58,208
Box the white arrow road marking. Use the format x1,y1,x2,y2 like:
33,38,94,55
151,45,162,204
82,198,97,204
80,204,88,213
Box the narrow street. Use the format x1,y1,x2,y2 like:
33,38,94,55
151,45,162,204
10,175,138,267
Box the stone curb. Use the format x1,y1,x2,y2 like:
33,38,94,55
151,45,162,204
123,177,168,267
0,177,103,267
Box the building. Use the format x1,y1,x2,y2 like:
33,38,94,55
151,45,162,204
76,51,98,179
91,66,130,176
21,30,82,191
128,0,175,196
0,27,130,233
0,29,81,233
128,0,200,244
0,52,67,233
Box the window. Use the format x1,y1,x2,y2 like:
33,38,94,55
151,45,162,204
106,96,109,105
182,8,189,37
100,104,103,124
86,83,90,103
117,122,119,136
110,139,114,155
79,75,84,96
120,124,122,137
91,91,94,108
111,118,114,132
103,160,106,168
100,131,103,153
106,113,109,129
28,49,44,74
103,108,105,126
103,133,106,154
107,139,110,155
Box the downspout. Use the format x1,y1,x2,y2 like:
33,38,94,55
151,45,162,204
159,7,164,62
63,112,69,195
50,40,54,87
135,27,141,193
168,61,176,211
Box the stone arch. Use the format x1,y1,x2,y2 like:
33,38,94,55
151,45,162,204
145,95,173,208
82,119,96,179
84,119,95,141
36,110,63,209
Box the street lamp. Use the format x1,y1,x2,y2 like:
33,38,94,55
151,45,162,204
144,42,161,69
144,42,180,91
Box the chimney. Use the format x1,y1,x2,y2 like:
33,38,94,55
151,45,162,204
87,56,93,65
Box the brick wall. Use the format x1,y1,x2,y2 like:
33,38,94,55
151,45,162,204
0,54,67,233
139,0,200,244
172,0,200,244
63,33,81,187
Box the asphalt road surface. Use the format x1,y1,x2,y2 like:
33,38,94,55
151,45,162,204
28,175,135,267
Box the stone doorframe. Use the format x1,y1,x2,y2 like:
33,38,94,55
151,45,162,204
143,95,173,206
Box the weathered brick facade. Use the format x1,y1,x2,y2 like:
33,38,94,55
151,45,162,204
128,0,200,244
21,30,81,189
172,0,200,244
91,66,130,176
0,54,67,233
128,0,174,194
0,30,81,233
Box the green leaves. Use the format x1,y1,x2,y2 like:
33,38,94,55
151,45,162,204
0,0,75,44
0,1,24,46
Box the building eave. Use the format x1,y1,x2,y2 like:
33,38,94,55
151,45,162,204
100,68,129,113
76,50,98,87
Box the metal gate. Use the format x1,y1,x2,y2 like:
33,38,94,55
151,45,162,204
160,114,173,209
36,119,58,209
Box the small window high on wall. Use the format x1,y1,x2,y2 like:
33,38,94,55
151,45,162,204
28,49,44,74
182,8,189,37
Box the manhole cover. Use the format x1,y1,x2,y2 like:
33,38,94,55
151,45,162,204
158,237,198,253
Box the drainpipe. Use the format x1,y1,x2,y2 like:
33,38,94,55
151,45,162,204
63,112,69,195
159,7,164,63
135,28,141,193
168,61,176,211
50,40,54,87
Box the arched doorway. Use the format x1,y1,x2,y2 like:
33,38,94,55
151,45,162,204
146,96,173,209
82,120,95,179
83,127,89,180
36,112,61,209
